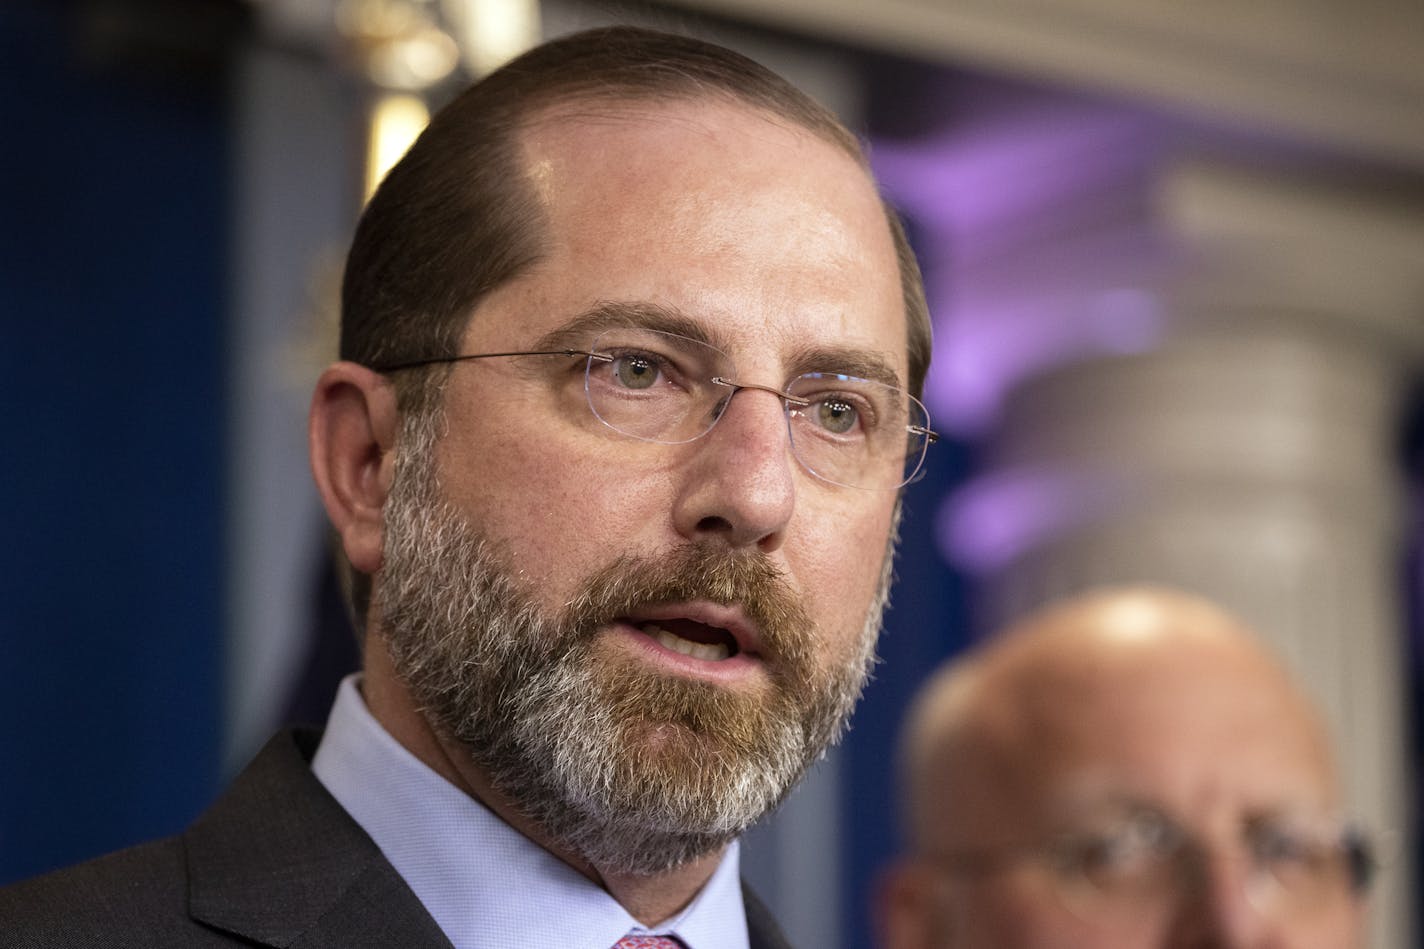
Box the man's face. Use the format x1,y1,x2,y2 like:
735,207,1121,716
376,99,908,871
909,640,1365,948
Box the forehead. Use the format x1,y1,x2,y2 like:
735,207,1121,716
468,97,907,375
951,645,1339,836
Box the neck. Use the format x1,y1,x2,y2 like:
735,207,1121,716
360,632,726,925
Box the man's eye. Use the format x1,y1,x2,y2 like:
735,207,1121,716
1062,835,1154,882
1055,816,1176,890
610,353,662,390
1252,828,1334,879
1257,832,1308,862
815,397,859,435
802,392,877,437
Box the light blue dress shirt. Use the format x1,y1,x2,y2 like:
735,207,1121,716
312,675,751,949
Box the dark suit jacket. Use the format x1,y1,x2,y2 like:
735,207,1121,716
0,729,794,949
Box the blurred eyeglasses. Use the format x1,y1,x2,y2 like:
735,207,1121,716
924,806,1374,929
373,326,938,491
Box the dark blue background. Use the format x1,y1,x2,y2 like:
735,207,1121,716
0,0,229,883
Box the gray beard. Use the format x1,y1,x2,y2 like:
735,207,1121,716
376,408,891,875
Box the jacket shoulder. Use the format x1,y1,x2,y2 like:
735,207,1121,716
0,836,235,947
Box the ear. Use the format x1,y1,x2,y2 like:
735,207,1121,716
309,361,401,577
875,862,947,949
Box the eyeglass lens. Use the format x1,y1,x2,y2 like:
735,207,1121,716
582,328,931,490
1047,810,1364,927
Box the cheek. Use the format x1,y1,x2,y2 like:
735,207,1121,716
1287,903,1365,949
434,409,679,595
789,495,896,629
952,879,1121,949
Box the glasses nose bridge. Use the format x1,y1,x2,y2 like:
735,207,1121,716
708,376,806,431
1168,839,1285,919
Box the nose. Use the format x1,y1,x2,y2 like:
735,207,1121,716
1166,854,1276,949
670,383,796,552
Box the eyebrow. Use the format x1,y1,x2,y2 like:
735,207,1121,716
1046,792,1165,826
531,302,717,351
784,343,904,391
533,301,906,390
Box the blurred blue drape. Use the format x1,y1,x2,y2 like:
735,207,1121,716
0,0,230,884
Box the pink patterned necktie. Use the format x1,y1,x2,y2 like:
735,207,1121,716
612,936,686,949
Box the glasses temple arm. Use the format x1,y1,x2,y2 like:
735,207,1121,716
370,349,614,374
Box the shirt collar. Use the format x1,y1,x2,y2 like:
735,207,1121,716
312,675,749,949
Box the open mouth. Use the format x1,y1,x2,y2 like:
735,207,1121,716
635,618,741,662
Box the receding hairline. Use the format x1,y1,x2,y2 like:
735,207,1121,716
496,26,872,168
517,86,870,168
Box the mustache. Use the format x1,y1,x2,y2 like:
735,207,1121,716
559,544,815,671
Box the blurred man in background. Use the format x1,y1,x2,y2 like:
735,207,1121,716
878,586,1372,949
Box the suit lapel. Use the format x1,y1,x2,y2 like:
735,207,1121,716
183,729,452,949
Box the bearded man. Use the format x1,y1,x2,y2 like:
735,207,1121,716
0,25,935,949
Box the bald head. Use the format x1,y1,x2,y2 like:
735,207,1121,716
901,588,1338,846
881,587,1366,949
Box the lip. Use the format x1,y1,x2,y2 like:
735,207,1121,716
603,601,769,685
618,601,763,658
